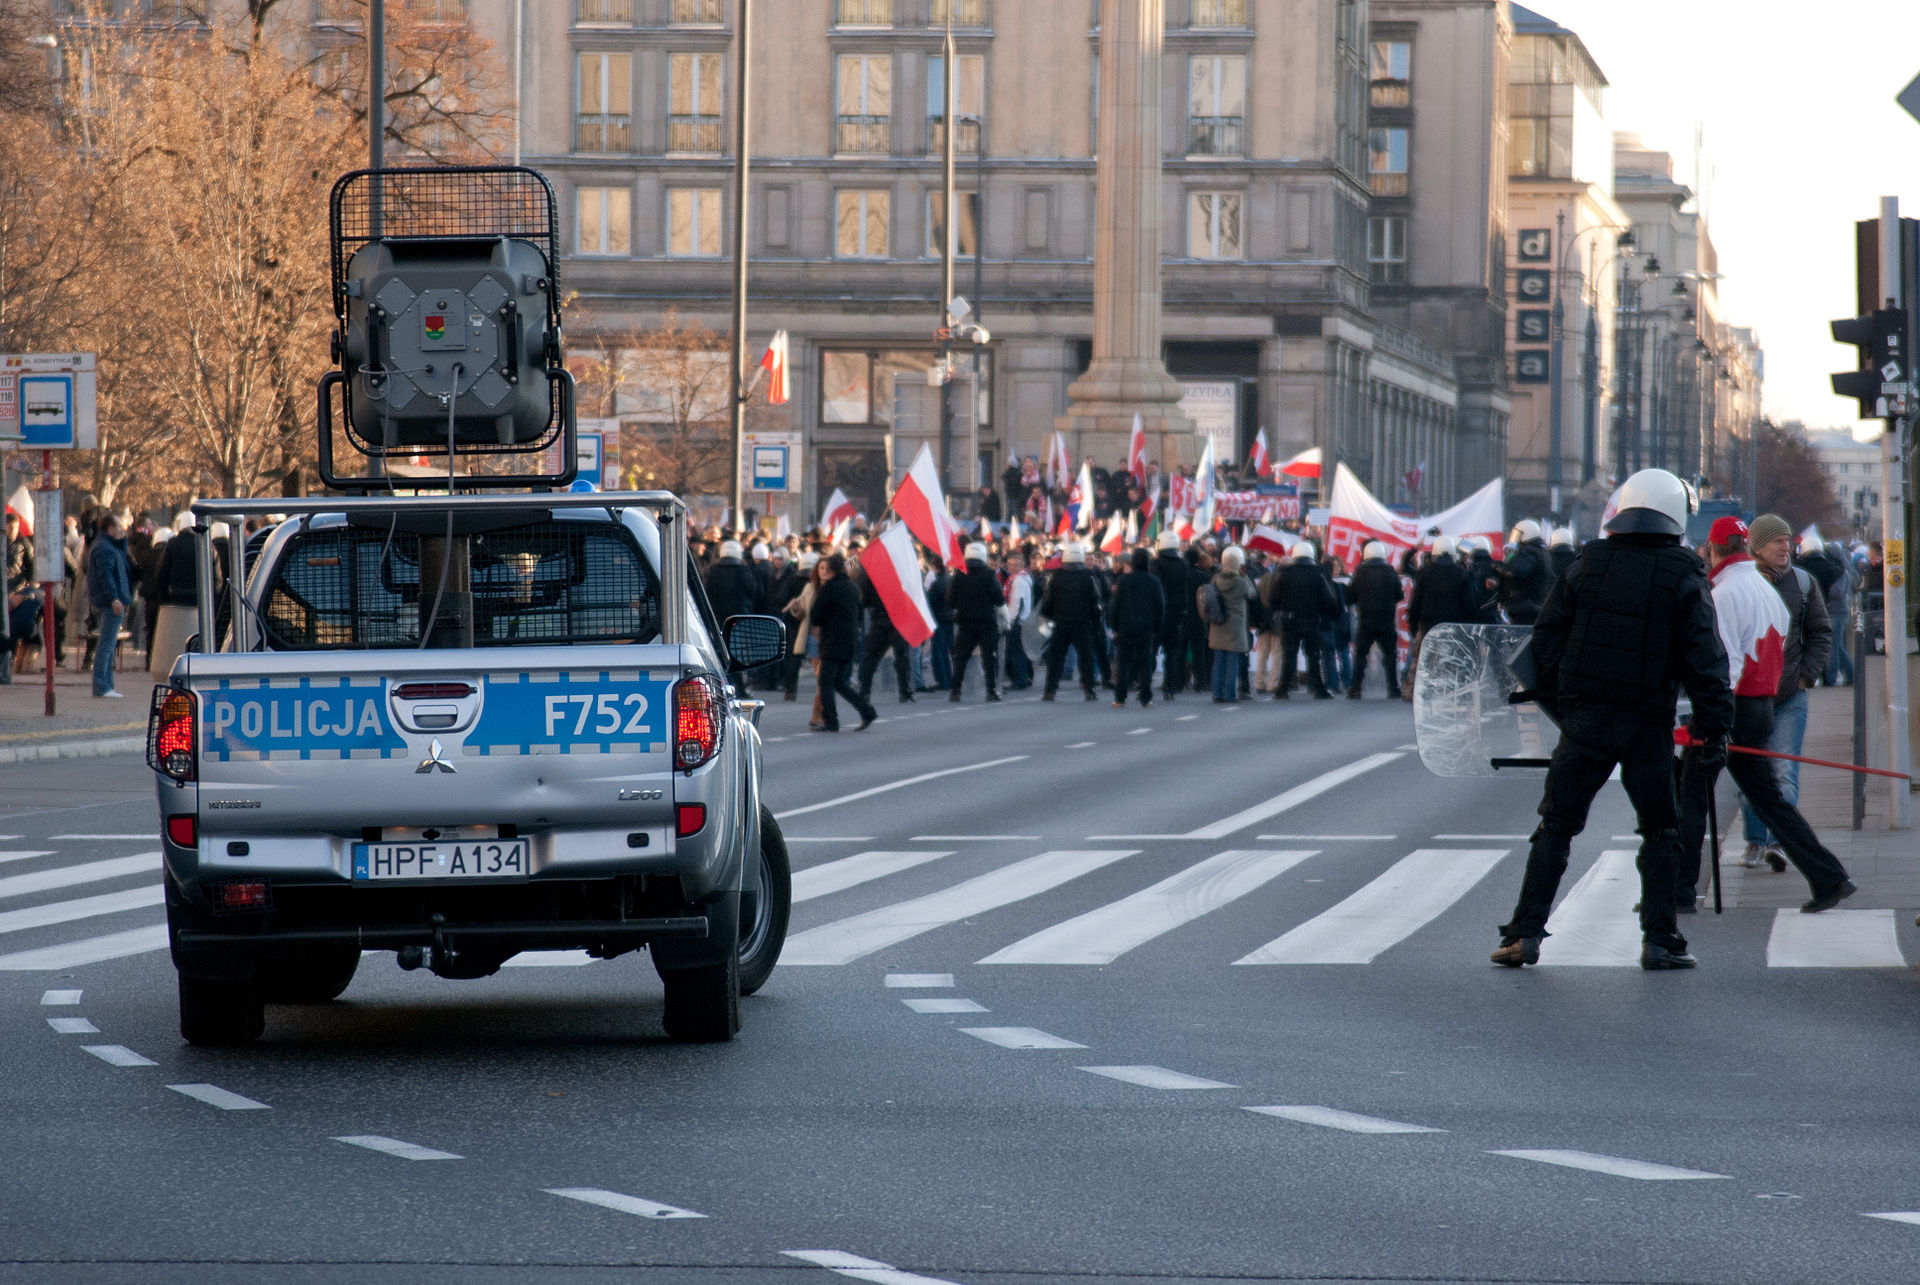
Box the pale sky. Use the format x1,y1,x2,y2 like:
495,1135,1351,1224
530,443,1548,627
1536,0,1920,430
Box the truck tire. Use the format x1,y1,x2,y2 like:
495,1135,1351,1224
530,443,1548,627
179,973,265,1047
739,806,791,997
660,891,742,1042
260,949,360,1004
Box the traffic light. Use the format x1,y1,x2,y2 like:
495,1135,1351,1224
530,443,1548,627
1831,308,1908,419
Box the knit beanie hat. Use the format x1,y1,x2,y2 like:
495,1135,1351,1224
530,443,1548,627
1747,513,1791,551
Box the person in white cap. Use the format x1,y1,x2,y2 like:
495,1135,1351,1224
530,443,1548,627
1151,530,1191,698
1039,542,1101,701
1403,535,1470,700
1348,540,1403,698
946,541,1003,702
1502,519,1552,625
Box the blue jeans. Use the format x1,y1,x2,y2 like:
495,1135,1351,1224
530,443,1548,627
1211,649,1239,701
1742,686,1808,845
92,606,123,695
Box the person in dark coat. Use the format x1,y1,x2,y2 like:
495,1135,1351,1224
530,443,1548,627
1151,532,1190,699
856,561,917,704
808,553,877,732
1348,541,1404,698
977,487,1002,526
702,540,764,622
926,560,954,692
1404,537,1473,699
1501,520,1553,626
1464,539,1504,623
946,542,1003,702
1273,542,1337,699
85,515,134,698
1547,527,1578,582
1039,542,1101,701
1184,544,1215,694
1108,547,1165,708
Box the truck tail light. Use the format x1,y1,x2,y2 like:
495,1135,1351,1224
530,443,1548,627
676,803,706,838
166,815,197,848
210,880,270,914
672,675,725,771
146,686,197,782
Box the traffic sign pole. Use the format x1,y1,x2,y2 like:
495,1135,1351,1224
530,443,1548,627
1880,198,1911,828
39,450,55,718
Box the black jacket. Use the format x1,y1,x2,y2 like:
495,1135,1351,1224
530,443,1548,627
1764,563,1833,701
1151,551,1189,638
1466,551,1503,623
928,567,955,626
1533,534,1732,735
765,565,804,617
947,561,1001,629
1501,539,1552,625
809,574,864,662
1409,555,1472,630
1039,564,1100,626
1109,569,1166,637
1273,560,1338,626
703,558,763,622
1349,558,1403,626
1549,545,1577,582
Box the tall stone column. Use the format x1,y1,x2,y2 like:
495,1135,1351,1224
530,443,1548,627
1058,0,1191,468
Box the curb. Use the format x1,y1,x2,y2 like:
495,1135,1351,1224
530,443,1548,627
0,735,145,766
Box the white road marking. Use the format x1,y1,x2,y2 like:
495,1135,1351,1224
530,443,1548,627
500,951,594,967
1433,834,1530,841
782,849,1138,965
1066,741,1096,749
1090,753,1404,841
1490,1149,1728,1181
545,1187,705,1219
1611,835,1640,841
1258,834,1397,841
0,924,170,971
0,851,55,866
883,973,953,988
0,854,158,901
1126,727,1152,735
1079,1065,1234,1090
46,1017,98,1034
1236,849,1507,966
49,834,153,841
782,1249,963,1285
783,838,876,843
774,755,1030,820
791,851,954,904
1177,715,1199,722
168,1083,270,1111
958,1027,1086,1050
332,1134,461,1161
1864,1212,1920,1226
1766,909,1907,967
1608,765,1622,781
901,998,987,1014
909,835,1040,842
39,990,81,1005
1245,1105,1445,1135
981,850,1315,966
81,1044,156,1068
0,885,164,936
1535,850,1642,967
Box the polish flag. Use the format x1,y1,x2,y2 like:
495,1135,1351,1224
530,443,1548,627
1008,509,1022,543
1244,524,1300,558
857,524,936,647
1143,474,1160,521
1174,513,1196,542
1127,414,1147,485
1073,460,1095,532
757,330,790,406
4,483,31,536
1055,503,1072,538
1278,446,1324,480
820,487,857,530
891,443,966,569
1099,515,1127,555
1248,427,1271,479
1046,432,1072,491
828,516,853,549
1125,510,1138,545
1193,437,1217,534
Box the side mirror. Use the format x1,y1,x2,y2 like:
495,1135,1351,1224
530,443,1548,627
722,615,787,673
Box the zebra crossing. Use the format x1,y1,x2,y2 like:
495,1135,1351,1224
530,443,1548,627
0,842,168,973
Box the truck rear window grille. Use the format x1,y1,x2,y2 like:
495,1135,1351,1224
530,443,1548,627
260,521,660,650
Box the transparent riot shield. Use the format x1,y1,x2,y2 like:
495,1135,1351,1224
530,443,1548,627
1412,623,1558,777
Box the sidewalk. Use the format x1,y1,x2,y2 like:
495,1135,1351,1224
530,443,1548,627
0,653,148,764
1717,686,1920,911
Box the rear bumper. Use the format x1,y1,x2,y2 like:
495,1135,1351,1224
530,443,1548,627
174,916,708,951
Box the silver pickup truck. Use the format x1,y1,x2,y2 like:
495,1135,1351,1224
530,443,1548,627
145,491,790,1046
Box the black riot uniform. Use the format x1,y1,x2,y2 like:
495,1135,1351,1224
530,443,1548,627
1039,558,1101,700
947,557,1003,701
1494,497,1734,970
1501,536,1553,625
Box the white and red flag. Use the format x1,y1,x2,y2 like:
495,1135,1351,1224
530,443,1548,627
1143,473,1161,521
1070,460,1095,532
757,330,790,406
1193,437,1217,535
1099,515,1128,555
1248,427,1271,479
1278,446,1324,480
1125,510,1139,545
820,487,858,530
857,524,936,648
1127,414,1147,486
1046,432,1072,491
4,483,31,536
891,443,966,569
828,516,853,549
1244,525,1300,558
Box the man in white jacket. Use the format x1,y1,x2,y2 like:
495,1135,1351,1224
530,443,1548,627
1677,517,1855,914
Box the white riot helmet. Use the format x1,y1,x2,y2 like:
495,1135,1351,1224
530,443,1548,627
1602,468,1695,537
1156,530,1181,552
1362,541,1386,561
1061,541,1087,564
1221,545,1246,571
718,539,743,559
1295,540,1318,562
1549,527,1575,549
1429,535,1458,559
964,541,989,562
1799,534,1824,557
1510,519,1543,545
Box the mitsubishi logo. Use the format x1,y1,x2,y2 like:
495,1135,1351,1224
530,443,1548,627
415,738,457,775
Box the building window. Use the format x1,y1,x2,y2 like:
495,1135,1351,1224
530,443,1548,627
931,0,984,22
671,0,722,21
927,53,982,154
412,0,466,20
668,188,724,258
1370,40,1409,107
835,0,891,25
147,0,209,22
577,0,632,24
1187,191,1242,260
836,190,890,258
577,52,632,152
1190,0,1246,26
313,0,359,26
1367,126,1408,196
836,54,891,154
1187,54,1245,156
823,348,991,426
669,52,724,154
1368,215,1406,285
577,186,631,256
926,191,980,258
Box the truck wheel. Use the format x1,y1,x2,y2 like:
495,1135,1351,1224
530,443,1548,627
260,949,360,1004
660,891,742,1042
739,806,791,997
178,973,265,1047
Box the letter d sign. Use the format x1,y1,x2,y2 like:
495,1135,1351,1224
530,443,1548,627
1517,228,1552,262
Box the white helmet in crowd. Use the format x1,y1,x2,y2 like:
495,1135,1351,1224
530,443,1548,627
1549,526,1575,549
1510,519,1543,545
1362,540,1387,561
1156,530,1181,552
1602,468,1695,537
1221,545,1246,571
1799,534,1824,557
1295,540,1318,562
1061,542,1087,564
718,539,743,559
964,541,989,562
751,543,770,562
1429,535,1458,559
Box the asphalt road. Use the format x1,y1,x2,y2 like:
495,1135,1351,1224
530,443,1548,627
6,685,1920,1285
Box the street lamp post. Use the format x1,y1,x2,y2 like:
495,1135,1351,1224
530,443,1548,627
960,111,987,473
1549,220,1632,514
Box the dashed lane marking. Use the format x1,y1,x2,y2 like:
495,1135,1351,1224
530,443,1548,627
958,1027,1086,1050
81,1045,156,1068
884,973,953,988
1126,727,1152,735
782,1250,964,1285
46,1017,98,1034
0,924,170,971
49,834,153,841
1245,1105,1445,1135
1079,1065,1234,1091
901,998,987,1014
782,838,876,843
39,990,81,1005
792,851,954,904
1066,742,1096,749
1433,834,1530,841
1490,1149,1729,1181
545,1187,706,1220
0,886,164,937
168,1083,270,1111
909,835,1040,842
774,756,1030,820
1235,849,1507,966
1257,834,1397,841
1177,715,1199,721
332,1135,461,1161
1864,1213,1920,1226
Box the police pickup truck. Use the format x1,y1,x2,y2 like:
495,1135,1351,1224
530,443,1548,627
146,491,790,1046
